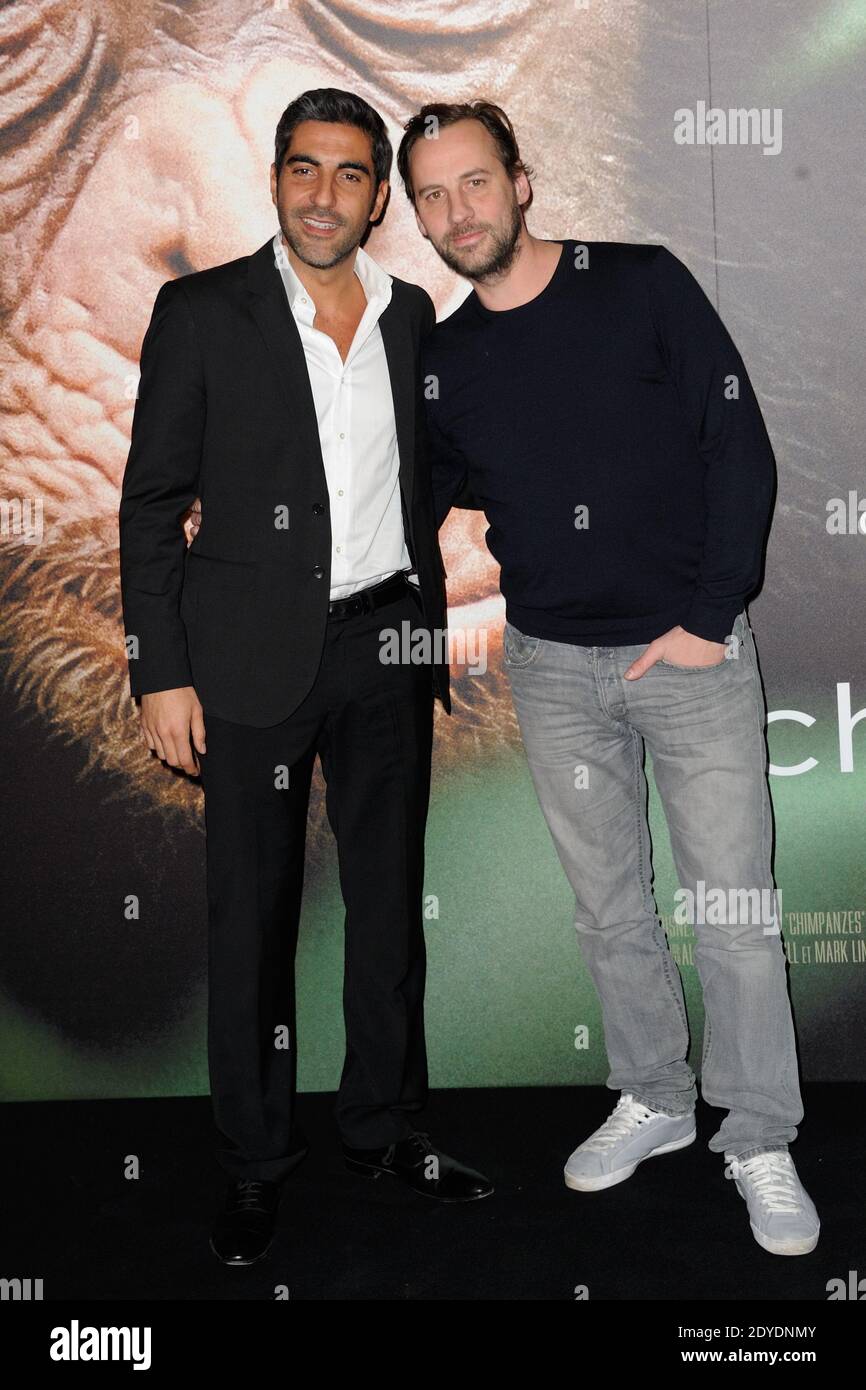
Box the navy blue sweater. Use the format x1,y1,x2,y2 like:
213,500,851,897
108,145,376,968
423,240,776,646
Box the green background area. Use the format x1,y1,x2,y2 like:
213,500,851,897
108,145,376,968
3,699,863,1100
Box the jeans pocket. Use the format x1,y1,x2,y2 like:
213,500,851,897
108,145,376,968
502,621,543,669
656,654,729,673
658,612,748,671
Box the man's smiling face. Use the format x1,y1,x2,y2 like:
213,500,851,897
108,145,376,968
271,120,389,271
408,119,529,280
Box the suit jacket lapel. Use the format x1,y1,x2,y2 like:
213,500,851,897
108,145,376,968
245,237,327,485
245,237,415,512
378,296,415,513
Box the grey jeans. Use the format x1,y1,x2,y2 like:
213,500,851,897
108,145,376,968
502,608,803,1160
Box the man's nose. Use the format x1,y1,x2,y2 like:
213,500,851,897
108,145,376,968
312,174,338,209
448,192,475,226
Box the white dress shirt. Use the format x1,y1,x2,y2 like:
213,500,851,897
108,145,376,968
272,231,418,600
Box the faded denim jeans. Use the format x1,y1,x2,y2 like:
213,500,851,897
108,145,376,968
503,608,803,1160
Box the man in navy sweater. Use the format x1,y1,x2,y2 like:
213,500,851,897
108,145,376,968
397,100,819,1256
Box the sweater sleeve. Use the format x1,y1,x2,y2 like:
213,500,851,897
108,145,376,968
420,321,483,527
647,245,775,643
425,404,482,528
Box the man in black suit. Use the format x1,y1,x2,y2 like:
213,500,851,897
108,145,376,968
118,88,492,1267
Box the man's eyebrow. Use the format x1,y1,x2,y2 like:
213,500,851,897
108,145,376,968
415,166,493,196
284,153,372,176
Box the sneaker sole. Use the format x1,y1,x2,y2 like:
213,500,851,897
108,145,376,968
750,1222,820,1256
564,1128,696,1192
728,1178,820,1255
750,1225,820,1256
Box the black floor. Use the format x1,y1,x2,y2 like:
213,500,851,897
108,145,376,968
2,1084,859,1301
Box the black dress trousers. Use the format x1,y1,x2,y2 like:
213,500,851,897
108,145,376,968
197,584,434,1182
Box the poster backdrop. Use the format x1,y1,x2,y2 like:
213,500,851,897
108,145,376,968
1,0,864,1100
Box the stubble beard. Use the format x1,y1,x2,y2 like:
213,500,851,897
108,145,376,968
431,199,524,284
279,205,369,271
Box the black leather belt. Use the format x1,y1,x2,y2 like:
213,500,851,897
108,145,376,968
328,571,416,621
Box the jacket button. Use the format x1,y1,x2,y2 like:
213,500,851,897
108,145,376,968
312,502,325,514
312,565,324,579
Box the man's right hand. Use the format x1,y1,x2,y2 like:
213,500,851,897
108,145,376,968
140,686,206,775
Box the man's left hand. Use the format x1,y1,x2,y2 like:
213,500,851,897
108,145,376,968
624,625,728,679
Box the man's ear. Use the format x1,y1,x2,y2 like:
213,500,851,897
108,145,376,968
269,162,278,208
370,178,390,224
514,170,531,210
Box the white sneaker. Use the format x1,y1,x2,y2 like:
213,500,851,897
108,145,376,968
564,1092,696,1192
724,1150,820,1255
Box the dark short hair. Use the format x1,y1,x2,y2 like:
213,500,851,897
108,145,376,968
273,88,392,228
396,100,534,211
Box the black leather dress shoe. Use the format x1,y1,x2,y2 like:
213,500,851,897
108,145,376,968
343,1130,494,1202
210,1179,282,1266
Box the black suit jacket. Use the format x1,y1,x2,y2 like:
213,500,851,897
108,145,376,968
119,237,451,726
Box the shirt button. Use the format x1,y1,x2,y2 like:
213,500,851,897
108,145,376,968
336,545,342,553
312,565,324,579
337,489,344,497
339,432,345,439
312,502,325,514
